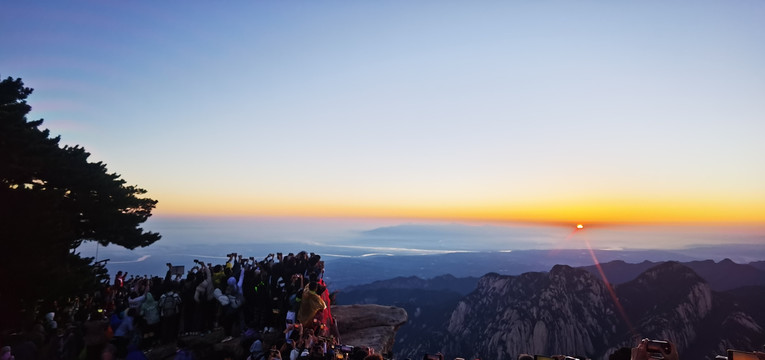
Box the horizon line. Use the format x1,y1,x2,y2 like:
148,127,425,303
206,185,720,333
147,212,765,229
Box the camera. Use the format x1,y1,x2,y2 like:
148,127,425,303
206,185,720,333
639,339,677,360
646,340,672,355
727,350,765,360
329,344,354,354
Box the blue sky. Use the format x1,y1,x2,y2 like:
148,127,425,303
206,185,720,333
2,1,765,226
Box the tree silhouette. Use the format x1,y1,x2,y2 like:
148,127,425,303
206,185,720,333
0,76,160,330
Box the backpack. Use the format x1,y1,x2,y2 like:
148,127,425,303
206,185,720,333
160,293,180,317
141,300,161,325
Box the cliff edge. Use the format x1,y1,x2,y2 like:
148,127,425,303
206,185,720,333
333,304,409,355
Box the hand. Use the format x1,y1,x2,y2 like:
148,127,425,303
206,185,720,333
631,339,650,360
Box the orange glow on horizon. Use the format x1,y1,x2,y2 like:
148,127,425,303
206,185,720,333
150,193,765,225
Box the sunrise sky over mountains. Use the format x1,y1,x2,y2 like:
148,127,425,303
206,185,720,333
3,1,764,227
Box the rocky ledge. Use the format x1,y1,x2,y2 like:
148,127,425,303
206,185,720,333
145,304,407,360
333,304,409,355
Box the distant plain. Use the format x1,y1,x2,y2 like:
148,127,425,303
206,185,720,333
78,216,765,288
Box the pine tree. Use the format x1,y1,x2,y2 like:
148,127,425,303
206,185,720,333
0,76,160,330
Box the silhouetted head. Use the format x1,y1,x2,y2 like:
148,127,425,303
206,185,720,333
609,347,631,360
102,344,117,360
364,354,383,360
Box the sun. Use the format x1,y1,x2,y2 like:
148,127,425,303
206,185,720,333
576,224,584,229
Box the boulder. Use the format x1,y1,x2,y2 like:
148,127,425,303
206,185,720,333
332,304,408,355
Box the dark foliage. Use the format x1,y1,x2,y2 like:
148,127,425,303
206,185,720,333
0,76,160,330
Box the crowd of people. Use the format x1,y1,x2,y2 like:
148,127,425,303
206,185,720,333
0,251,384,360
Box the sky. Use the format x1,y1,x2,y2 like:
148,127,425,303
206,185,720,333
2,1,765,228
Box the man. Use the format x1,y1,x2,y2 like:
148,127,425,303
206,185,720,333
159,285,182,343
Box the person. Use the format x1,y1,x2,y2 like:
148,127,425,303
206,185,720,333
159,285,182,343
308,343,324,360
296,282,325,327
113,308,137,357
364,354,383,360
280,341,295,360
193,261,214,334
213,288,233,342
218,262,245,343
181,271,198,335
114,272,127,289
128,280,149,310
83,310,110,360
288,340,301,360
101,344,117,360
1,346,14,360
267,348,282,360
249,339,265,360
140,292,161,346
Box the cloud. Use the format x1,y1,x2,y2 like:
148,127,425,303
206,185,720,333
110,255,151,264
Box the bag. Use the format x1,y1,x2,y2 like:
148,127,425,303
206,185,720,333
160,293,179,317
142,301,161,325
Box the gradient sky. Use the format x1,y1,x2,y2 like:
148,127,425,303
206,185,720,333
2,1,765,225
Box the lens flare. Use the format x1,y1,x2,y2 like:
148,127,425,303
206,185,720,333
579,230,637,338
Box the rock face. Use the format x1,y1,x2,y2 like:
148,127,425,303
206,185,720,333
332,304,408,355
615,262,713,352
443,265,622,360
437,262,765,360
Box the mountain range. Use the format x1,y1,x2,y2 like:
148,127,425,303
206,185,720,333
324,245,765,290
336,259,765,360
580,258,765,291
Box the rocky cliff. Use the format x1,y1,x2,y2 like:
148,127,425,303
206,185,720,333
442,265,622,360
333,304,409,355
613,262,713,352
434,262,764,360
